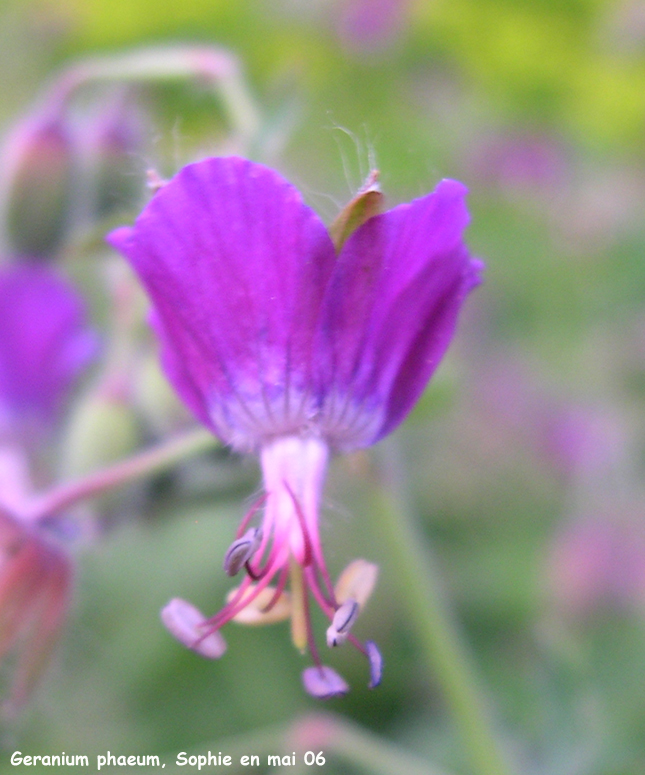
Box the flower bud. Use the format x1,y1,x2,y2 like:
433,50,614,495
132,353,191,436
86,99,145,219
60,391,140,479
328,169,383,252
160,598,226,658
3,116,74,258
302,665,349,699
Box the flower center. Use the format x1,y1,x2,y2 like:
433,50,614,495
259,435,328,566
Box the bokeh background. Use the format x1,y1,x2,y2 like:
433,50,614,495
3,0,645,773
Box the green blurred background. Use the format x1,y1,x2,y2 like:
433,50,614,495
4,0,645,773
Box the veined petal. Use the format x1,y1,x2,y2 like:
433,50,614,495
376,250,482,439
107,157,337,450
316,179,480,448
147,307,216,431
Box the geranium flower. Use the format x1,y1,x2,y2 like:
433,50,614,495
108,156,481,697
0,263,95,710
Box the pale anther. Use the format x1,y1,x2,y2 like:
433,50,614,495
326,598,359,647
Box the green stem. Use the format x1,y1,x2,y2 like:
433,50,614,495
24,427,217,522
369,441,515,775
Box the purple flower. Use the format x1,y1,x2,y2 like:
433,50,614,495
466,131,569,198
548,515,645,615
108,156,480,696
0,264,97,441
336,0,412,56
0,265,95,709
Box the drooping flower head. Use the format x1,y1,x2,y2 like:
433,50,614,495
0,264,97,444
108,156,481,697
1,113,74,258
0,264,94,710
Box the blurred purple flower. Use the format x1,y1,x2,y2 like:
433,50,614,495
336,0,412,55
0,264,98,441
465,131,569,200
549,516,645,615
543,406,625,479
552,166,645,255
108,155,480,696
470,353,625,479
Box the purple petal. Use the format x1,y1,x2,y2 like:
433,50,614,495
0,264,97,431
376,250,482,439
316,179,481,447
302,665,350,699
107,157,337,450
148,307,216,431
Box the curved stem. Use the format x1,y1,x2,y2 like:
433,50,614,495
43,46,261,148
369,441,515,775
23,427,217,523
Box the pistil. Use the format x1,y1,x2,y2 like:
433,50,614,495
289,556,308,653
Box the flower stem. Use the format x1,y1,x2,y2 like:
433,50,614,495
24,427,217,522
368,441,515,775
39,46,261,151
